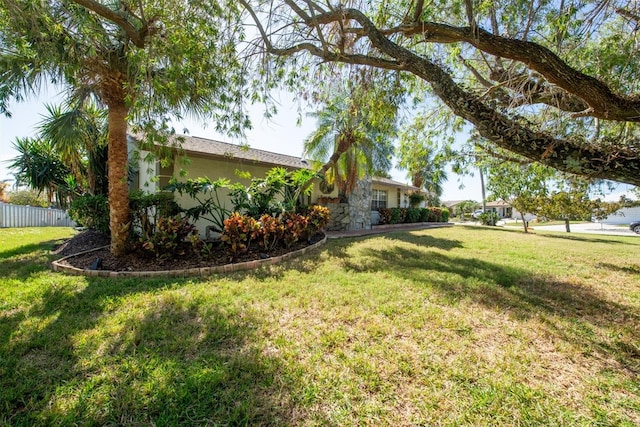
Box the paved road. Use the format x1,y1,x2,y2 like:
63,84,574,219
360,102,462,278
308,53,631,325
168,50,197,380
504,222,639,237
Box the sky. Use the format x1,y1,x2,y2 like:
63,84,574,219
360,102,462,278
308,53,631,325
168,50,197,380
0,87,484,202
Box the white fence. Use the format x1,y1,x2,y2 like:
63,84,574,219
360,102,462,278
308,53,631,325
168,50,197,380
0,202,76,228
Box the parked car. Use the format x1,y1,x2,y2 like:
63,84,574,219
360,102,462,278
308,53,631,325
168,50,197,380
471,209,484,219
630,221,640,234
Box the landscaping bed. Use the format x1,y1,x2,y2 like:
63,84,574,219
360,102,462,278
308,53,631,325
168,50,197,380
54,229,325,273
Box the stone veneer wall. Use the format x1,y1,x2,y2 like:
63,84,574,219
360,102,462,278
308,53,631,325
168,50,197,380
323,178,372,231
348,178,372,231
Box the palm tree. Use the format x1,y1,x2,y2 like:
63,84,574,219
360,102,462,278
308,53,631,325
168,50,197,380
38,102,109,196
1,1,246,255
8,137,72,206
304,83,397,200
397,117,448,206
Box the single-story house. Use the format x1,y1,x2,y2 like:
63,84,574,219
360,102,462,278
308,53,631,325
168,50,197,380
485,201,515,219
131,134,423,233
599,206,640,225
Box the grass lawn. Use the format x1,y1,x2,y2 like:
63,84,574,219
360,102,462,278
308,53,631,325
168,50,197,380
1,226,639,426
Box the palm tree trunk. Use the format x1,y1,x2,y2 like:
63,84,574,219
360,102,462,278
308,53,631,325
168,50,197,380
106,99,131,256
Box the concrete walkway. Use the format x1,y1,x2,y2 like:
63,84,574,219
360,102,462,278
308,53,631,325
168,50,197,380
324,222,454,239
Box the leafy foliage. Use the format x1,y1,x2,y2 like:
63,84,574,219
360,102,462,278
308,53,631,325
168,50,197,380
0,0,250,255
377,207,448,225
406,208,421,223
8,137,73,207
257,214,285,252
304,78,400,198
282,213,308,248
6,189,50,208
478,212,499,226
305,205,331,237
135,216,200,260
220,213,261,260
229,168,315,218
129,191,182,241
167,177,232,233
68,195,110,234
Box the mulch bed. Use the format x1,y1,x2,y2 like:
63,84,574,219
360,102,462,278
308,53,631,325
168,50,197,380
54,229,324,272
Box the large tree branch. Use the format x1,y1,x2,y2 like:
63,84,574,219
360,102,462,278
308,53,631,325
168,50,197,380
70,0,146,48
382,21,640,122
243,3,640,186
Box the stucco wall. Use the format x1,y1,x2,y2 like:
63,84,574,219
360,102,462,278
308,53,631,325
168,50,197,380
603,206,640,225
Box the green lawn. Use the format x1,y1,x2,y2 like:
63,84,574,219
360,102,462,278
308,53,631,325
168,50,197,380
1,226,639,426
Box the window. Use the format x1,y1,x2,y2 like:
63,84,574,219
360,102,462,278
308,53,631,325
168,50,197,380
372,189,387,209
157,161,174,191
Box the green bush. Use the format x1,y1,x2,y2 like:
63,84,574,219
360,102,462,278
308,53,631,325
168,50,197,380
441,208,450,222
68,194,110,233
130,191,181,240
390,208,402,224
408,193,425,208
8,189,49,208
420,208,430,222
478,212,499,226
406,208,421,223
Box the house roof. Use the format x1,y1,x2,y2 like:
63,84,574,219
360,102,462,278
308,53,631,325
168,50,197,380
177,135,308,169
137,133,420,188
442,200,471,208
485,200,511,207
372,176,421,191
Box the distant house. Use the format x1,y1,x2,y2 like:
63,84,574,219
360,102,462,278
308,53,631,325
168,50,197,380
132,134,422,233
600,206,640,225
485,201,514,219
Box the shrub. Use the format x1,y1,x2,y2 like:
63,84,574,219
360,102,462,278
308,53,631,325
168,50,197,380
408,193,425,208
221,213,260,259
136,215,199,260
282,213,308,247
390,208,403,224
130,191,181,239
68,194,110,233
166,177,231,233
306,205,330,236
378,208,393,225
406,208,421,223
420,208,430,222
430,207,443,222
441,208,450,222
258,214,284,251
478,212,499,226
7,189,49,207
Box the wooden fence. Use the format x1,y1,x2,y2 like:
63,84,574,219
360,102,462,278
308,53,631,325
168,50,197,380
0,202,76,228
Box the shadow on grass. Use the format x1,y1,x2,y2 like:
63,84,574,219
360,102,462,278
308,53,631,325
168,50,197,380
0,240,71,281
596,262,640,275
1,274,299,426
341,235,640,375
462,223,639,246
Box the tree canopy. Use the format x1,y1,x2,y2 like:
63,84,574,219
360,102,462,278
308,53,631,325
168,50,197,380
241,0,640,186
1,0,249,254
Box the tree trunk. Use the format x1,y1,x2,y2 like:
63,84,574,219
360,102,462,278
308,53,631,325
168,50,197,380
479,167,486,213
520,212,528,233
564,218,571,233
106,100,131,256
